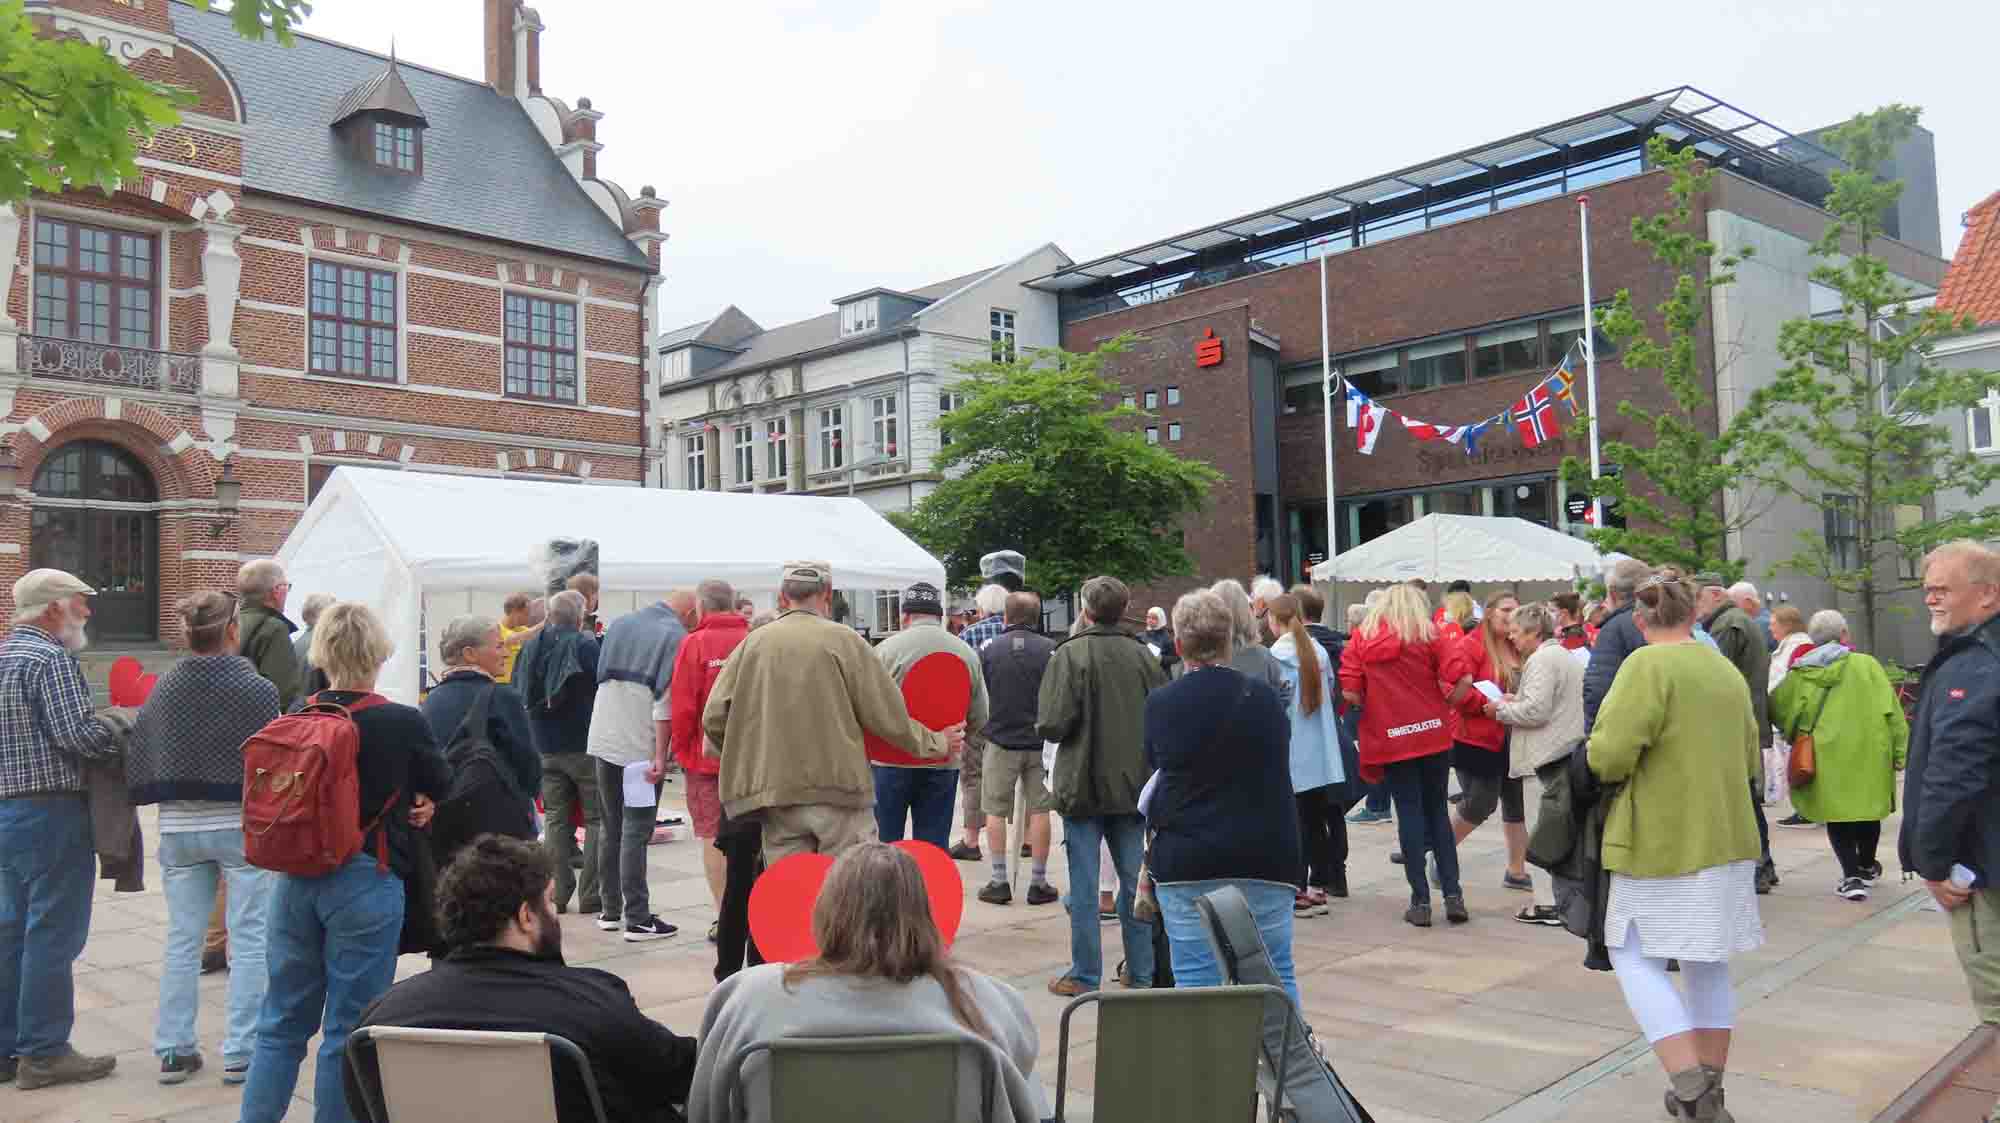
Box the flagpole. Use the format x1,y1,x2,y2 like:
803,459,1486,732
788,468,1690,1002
1320,251,1337,587
1578,194,1604,528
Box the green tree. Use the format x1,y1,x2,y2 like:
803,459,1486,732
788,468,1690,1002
0,0,309,205
1563,135,1776,581
1740,105,2000,651
891,334,1221,597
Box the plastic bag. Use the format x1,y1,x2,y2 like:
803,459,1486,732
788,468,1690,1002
1762,743,1790,807
532,537,599,595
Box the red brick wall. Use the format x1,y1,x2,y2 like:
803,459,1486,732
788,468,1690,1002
1061,170,1716,591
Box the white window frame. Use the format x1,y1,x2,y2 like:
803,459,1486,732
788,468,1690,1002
870,392,899,458
767,416,789,478
1970,390,2000,455
874,589,902,634
990,308,1016,362
662,348,691,382
839,298,879,337
732,423,755,485
1145,425,1159,445
1144,389,1159,410
819,405,845,470
1168,422,1183,442
685,431,707,491
1166,385,1181,406
938,388,966,447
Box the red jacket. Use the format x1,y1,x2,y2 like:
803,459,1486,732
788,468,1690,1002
668,612,750,776
1441,624,1509,752
1339,623,1452,782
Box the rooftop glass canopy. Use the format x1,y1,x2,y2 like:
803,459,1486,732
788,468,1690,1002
1030,87,1840,321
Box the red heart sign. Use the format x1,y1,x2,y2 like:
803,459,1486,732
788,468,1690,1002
107,657,145,707
865,651,972,766
746,840,964,963
133,672,159,705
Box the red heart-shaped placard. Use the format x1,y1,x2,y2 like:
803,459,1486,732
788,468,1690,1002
133,672,159,705
745,840,963,963
107,657,144,707
864,651,972,766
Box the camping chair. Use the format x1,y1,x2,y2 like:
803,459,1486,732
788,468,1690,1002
720,1033,1001,1123
1196,884,1375,1123
345,1026,610,1123
1054,985,1287,1123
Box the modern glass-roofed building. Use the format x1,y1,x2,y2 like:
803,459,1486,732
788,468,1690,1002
1040,87,1947,664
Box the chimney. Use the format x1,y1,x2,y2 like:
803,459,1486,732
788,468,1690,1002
483,0,516,95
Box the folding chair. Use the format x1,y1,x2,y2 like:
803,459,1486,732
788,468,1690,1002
345,1026,610,1123
1197,884,1375,1123
720,1033,1001,1123
1054,985,1286,1123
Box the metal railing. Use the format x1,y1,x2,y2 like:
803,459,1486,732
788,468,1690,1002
17,334,202,394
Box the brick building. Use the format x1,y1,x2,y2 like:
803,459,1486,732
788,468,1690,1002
0,0,664,647
1035,88,1948,661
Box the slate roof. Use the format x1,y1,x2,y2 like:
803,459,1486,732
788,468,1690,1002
175,4,650,270
679,267,995,384
329,55,427,126
1940,190,2000,328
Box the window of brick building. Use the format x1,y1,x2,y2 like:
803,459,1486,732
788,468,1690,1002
1169,422,1183,442
504,293,578,403
32,217,155,348
1473,323,1540,379
373,122,419,173
309,262,397,381
733,424,755,484
1145,426,1159,444
1166,385,1181,406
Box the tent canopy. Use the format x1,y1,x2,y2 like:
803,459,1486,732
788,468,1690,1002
277,467,945,701
1310,513,1608,584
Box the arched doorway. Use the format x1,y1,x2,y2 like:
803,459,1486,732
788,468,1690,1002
28,441,160,642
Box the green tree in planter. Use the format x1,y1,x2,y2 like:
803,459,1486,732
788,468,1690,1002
1562,135,1779,581
1741,104,2000,652
0,0,309,205
891,334,1220,598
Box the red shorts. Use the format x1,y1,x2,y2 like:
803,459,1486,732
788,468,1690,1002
685,772,723,840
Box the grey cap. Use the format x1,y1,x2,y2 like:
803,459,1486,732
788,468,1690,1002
12,569,96,613
979,550,1025,591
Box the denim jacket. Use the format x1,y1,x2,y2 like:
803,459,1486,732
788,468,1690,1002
1270,634,1346,794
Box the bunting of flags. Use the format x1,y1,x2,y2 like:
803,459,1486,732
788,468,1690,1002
1341,341,1585,456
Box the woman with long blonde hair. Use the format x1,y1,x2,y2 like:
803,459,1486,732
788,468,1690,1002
1340,583,1460,927
689,844,1048,1123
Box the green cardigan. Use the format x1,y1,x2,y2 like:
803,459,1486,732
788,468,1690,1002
1587,642,1763,877
1769,648,1908,823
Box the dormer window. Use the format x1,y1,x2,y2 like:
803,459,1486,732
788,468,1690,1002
373,122,418,172
331,49,428,177
839,298,878,337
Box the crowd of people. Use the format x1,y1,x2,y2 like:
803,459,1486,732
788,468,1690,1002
0,533,1990,1123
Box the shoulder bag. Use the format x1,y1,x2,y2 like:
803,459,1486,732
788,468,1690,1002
1785,675,1836,789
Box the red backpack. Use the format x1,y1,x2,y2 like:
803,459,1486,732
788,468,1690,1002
242,693,399,877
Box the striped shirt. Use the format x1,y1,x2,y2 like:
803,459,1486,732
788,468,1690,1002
0,625,121,798
158,800,241,835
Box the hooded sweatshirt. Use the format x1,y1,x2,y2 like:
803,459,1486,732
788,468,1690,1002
1338,624,1451,782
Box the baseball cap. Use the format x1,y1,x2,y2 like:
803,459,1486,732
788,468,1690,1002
901,582,944,617
13,569,96,613
780,560,832,586
1691,570,1727,588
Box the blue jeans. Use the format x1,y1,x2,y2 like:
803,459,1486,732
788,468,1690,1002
1383,753,1462,904
871,766,959,850
0,794,94,1058
1061,813,1152,988
1156,879,1299,1008
157,827,276,1064
238,854,404,1123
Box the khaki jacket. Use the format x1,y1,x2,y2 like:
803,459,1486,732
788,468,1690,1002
702,609,945,817
1035,625,1168,818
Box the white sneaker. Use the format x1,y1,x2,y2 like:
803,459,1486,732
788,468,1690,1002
595,914,622,931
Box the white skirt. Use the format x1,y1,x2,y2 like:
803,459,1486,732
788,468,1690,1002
1604,859,1764,962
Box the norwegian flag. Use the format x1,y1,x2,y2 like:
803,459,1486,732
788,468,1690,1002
1355,400,1389,455
1514,384,1562,448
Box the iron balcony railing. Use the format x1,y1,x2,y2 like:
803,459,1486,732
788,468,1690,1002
17,334,202,394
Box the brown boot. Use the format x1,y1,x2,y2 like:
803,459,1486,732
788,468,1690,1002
1664,1066,1724,1120
1667,1065,1731,1122
16,1047,116,1091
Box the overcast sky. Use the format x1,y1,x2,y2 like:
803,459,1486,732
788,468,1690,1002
299,0,1999,334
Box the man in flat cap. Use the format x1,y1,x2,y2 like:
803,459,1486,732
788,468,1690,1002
702,563,966,862
870,582,990,850
0,569,123,1090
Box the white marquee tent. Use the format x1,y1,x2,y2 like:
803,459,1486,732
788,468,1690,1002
1310,513,1614,585
277,467,945,702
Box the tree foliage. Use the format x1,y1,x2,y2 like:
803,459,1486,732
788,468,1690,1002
891,335,1221,596
1738,104,2000,651
1563,135,1776,581
0,0,309,206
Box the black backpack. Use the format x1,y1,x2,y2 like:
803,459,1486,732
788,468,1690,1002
430,687,531,858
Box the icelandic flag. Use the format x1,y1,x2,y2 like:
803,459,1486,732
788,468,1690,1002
1356,400,1389,455
1545,345,1582,418
1514,384,1562,448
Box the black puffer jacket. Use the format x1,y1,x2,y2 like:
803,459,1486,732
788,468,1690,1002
1581,603,1644,734
1899,614,2000,887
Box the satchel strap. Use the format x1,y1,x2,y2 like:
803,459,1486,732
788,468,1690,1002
1790,673,1837,740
